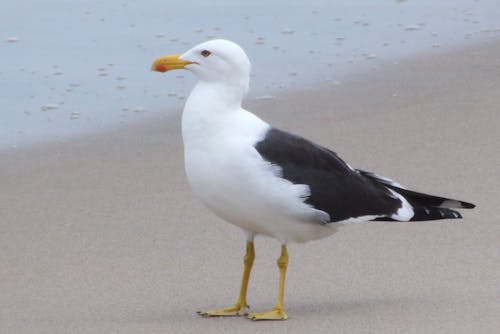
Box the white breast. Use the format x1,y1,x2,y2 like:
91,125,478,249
181,99,335,243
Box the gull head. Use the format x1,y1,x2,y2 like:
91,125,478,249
152,39,251,90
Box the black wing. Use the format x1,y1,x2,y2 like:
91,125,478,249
255,128,475,223
255,128,404,222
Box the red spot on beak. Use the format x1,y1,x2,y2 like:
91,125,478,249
155,64,167,72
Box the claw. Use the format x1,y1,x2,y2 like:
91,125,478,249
198,305,249,317
248,308,288,321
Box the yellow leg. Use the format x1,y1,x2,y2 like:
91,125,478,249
198,241,255,317
248,245,289,321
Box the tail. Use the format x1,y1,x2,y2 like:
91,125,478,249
358,170,475,222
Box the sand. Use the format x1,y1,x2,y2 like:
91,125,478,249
1,41,499,334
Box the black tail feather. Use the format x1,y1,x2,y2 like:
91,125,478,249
358,169,475,222
358,169,476,210
409,207,462,221
374,206,462,221
387,186,475,209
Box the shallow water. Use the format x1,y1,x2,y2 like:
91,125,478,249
1,0,499,148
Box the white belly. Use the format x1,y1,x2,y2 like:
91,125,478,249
183,141,336,243
181,99,335,243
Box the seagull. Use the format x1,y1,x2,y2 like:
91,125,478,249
151,39,475,320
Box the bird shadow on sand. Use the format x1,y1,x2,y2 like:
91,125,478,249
286,294,438,318
108,295,437,325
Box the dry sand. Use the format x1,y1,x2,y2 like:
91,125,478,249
1,41,499,334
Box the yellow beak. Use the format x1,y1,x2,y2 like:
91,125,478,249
151,54,194,73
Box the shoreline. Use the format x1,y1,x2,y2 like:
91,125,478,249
1,37,499,155
4,0,500,150
1,39,499,333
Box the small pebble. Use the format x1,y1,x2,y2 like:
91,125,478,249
41,103,59,111
255,95,275,100
405,25,420,31
132,106,145,112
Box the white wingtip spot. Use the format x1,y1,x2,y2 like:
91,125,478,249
388,189,414,221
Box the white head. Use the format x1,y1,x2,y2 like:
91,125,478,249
152,39,251,94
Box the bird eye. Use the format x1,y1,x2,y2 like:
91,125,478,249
201,50,211,57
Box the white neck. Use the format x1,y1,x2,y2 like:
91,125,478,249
191,80,246,110
181,81,245,147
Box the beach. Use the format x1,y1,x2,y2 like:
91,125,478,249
1,41,499,334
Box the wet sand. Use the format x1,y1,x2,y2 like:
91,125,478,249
1,41,499,333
